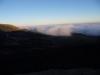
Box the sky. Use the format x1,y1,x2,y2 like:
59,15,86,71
0,0,100,26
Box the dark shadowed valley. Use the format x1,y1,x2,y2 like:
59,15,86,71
0,24,100,75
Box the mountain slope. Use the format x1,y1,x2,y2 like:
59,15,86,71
0,24,20,31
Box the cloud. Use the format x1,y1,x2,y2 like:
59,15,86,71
19,23,100,36
72,23,100,36
34,23,100,36
30,24,74,36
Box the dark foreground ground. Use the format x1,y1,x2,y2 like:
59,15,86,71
16,69,100,75
0,30,100,75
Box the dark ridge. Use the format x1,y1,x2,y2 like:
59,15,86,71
0,30,100,74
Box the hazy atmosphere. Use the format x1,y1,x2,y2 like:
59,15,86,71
0,0,100,26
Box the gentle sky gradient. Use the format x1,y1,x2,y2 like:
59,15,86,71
0,0,100,25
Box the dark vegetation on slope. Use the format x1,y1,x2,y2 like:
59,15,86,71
0,24,100,74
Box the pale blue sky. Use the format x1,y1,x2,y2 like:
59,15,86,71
0,0,100,25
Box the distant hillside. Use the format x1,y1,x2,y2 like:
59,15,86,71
0,24,20,31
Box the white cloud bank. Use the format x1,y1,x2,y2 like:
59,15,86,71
19,23,100,36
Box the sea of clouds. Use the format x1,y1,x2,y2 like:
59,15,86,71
19,23,100,36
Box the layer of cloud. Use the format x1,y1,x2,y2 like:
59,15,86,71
19,23,100,36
